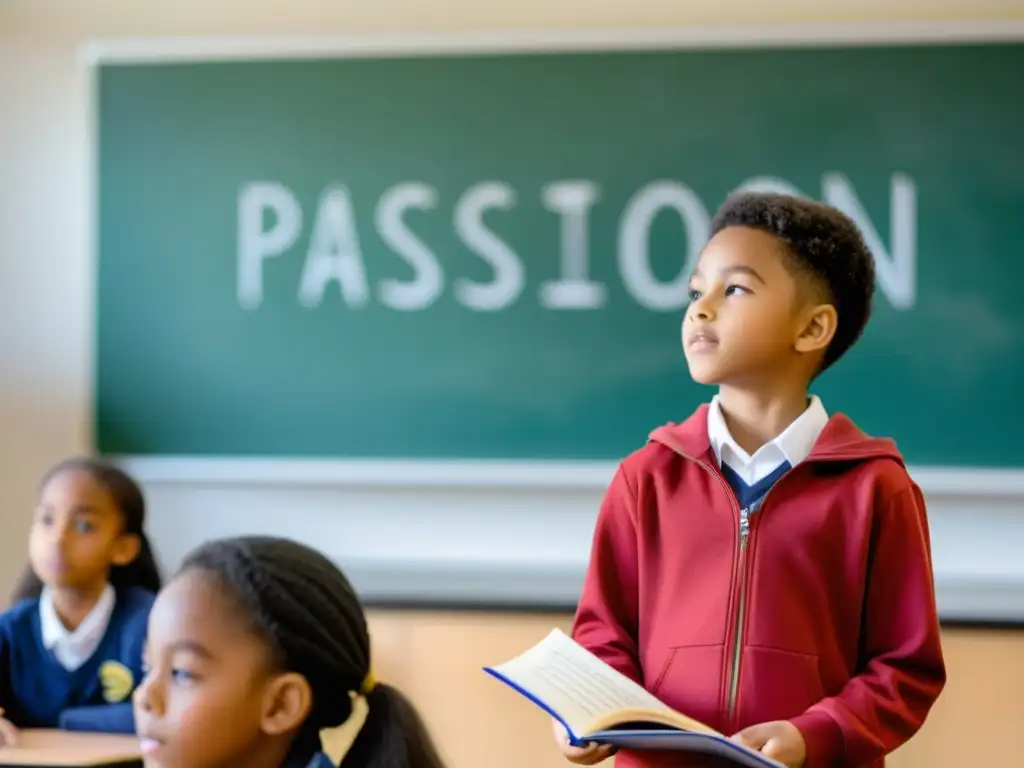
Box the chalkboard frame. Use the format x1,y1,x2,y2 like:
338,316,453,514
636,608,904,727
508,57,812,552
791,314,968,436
86,20,1024,493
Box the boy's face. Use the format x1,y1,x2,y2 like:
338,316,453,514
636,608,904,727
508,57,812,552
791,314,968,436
682,226,821,387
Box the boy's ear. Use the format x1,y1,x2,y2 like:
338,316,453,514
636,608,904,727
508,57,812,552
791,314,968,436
794,303,838,355
111,533,141,567
260,672,313,737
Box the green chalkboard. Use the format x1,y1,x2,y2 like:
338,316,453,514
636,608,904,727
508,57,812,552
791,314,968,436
95,39,1024,467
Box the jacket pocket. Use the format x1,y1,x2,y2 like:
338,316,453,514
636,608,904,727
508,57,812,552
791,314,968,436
736,646,824,730
647,644,727,733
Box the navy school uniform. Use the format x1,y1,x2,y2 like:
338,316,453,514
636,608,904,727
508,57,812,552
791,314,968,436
0,586,154,733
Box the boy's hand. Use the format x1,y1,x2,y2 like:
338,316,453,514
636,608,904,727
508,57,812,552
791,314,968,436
0,708,18,746
552,718,615,765
732,720,806,768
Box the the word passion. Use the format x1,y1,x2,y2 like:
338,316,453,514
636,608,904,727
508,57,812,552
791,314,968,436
237,174,917,313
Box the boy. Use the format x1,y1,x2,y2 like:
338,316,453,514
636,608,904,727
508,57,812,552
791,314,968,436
555,193,945,768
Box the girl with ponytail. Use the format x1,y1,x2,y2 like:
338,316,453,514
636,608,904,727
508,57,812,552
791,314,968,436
133,535,446,768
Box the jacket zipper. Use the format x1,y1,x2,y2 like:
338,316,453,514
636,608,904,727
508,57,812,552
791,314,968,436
723,486,781,728
658,442,781,729
726,503,752,723
680,457,750,725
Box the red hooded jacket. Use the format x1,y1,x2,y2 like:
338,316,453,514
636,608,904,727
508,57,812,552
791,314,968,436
571,405,945,768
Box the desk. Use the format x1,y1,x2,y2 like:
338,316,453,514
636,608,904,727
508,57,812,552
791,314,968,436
0,730,141,767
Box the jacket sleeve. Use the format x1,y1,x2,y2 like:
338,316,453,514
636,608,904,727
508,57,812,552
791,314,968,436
791,483,946,767
59,702,135,734
570,464,643,683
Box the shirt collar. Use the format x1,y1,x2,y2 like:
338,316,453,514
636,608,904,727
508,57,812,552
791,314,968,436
707,394,829,470
40,583,116,652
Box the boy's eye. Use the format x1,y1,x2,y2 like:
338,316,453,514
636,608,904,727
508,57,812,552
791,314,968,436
74,519,95,534
725,284,749,296
687,288,702,302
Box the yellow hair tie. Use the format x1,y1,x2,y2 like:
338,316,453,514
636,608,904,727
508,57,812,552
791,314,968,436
359,670,377,695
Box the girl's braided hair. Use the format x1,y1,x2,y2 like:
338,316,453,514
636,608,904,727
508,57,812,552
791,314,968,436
180,536,446,768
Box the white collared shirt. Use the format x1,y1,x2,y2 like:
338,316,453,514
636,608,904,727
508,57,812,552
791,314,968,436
39,583,116,671
707,395,829,486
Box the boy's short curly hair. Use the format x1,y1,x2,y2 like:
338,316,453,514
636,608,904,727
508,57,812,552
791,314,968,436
709,191,876,373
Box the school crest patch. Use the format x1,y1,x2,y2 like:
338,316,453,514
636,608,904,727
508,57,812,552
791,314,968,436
99,660,134,703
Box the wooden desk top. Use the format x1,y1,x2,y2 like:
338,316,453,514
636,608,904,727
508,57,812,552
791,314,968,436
0,730,141,767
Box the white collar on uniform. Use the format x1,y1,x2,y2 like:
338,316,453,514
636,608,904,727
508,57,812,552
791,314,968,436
40,583,116,672
707,394,829,486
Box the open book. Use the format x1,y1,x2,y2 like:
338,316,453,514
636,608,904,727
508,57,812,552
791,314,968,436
484,629,784,768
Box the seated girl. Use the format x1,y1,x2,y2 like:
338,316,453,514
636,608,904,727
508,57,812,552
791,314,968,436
0,457,161,744
133,535,446,768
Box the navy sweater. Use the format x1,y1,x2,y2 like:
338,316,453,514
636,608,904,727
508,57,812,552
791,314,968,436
0,586,154,734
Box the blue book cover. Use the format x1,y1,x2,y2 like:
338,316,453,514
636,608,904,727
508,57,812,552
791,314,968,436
484,629,783,768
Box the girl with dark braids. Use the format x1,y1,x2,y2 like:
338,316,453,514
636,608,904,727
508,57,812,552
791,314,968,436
133,535,447,768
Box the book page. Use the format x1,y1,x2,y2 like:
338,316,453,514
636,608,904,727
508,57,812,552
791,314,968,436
486,628,676,737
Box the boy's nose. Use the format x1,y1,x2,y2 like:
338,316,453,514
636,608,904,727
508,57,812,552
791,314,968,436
690,298,716,322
